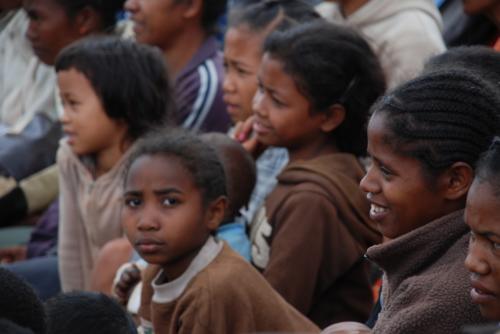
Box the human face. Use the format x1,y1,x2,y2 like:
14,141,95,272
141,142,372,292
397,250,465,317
223,26,263,124
465,180,500,320
124,0,185,50
122,154,216,280
24,0,82,65
58,68,128,158
253,53,326,159
360,112,449,239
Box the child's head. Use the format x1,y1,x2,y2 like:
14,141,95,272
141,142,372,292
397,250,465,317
360,69,500,239
122,129,227,278
55,37,174,158
45,291,137,334
0,268,46,334
200,133,256,221
24,0,125,65
423,46,500,87
464,137,500,321
223,0,321,123
253,20,385,158
124,0,226,49
0,319,34,334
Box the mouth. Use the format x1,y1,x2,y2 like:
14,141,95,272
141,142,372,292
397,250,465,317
135,238,165,254
470,280,497,304
63,130,76,145
253,119,273,136
369,202,389,221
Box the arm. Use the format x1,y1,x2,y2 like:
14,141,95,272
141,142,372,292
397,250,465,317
57,147,85,291
263,191,359,314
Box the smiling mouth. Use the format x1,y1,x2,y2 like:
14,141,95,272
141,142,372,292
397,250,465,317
369,203,388,221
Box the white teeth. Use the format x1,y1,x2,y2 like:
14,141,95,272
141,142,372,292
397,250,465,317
370,204,387,216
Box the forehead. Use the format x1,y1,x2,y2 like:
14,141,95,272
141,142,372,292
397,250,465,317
225,26,265,58
466,180,500,230
125,154,195,189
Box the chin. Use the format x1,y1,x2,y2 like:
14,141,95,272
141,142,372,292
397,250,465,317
480,304,500,321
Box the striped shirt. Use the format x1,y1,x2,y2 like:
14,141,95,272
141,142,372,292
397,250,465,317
175,36,230,133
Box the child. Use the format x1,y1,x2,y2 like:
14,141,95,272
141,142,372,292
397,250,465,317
45,292,138,334
122,129,319,334
0,268,46,334
56,36,174,292
250,21,384,327
124,0,230,132
200,133,255,260
465,137,500,321
360,69,500,333
224,0,321,224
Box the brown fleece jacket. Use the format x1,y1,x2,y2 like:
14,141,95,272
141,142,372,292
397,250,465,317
367,210,487,334
251,153,381,328
140,240,319,334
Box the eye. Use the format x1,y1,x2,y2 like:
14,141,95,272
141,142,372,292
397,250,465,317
379,165,393,178
271,95,285,108
162,197,179,207
124,197,141,208
493,242,500,250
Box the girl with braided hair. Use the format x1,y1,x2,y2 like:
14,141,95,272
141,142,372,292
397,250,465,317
359,68,500,333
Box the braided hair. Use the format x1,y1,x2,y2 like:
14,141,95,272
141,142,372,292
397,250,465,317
475,137,500,197
372,69,500,179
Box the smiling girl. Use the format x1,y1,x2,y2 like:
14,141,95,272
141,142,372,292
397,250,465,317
360,69,500,333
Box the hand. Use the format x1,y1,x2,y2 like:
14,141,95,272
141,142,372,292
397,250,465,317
0,245,27,264
113,263,142,306
231,116,267,158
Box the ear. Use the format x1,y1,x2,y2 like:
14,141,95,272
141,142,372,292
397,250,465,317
182,0,203,20
320,104,346,133
204,196,228,231
440,162,474,201
74,7,102,36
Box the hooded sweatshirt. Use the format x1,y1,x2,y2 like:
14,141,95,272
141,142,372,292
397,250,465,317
251,153,381,328
367,210,486,334
317,0,446,88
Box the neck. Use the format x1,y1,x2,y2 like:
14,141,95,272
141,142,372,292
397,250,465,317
162,26,207,78
287,136,339,163
338,0,370,17
94,138,131,178
159,245,203,283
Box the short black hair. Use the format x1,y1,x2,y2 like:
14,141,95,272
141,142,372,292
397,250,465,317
55,0,125,31
125,128,227,206
176,0,227,34
200,133,255,220
229,0,321,34
0,319,35,334
263,21,386,157
45,292,137,334
423,46,500,88
372,69,500,179
475,137,500,197
0,269,46,334
55,36,175,141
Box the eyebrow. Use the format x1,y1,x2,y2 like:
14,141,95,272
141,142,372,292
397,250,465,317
123,188,183,196
479,231,500,240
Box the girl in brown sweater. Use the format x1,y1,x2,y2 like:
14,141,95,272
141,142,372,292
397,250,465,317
359,69,500,333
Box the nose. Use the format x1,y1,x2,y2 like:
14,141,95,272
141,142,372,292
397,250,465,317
223,71,235,94
124,0,139,13
360,162,380,195
465,236,490,276
136,204,161,231
59,107,69,125
25,19,36,44
252,89,266,117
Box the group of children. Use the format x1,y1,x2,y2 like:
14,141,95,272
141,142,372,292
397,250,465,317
1,0,500,333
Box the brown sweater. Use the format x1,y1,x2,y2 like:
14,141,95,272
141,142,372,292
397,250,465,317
367,210,487,334
250,153,381,328
139,237,319,334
